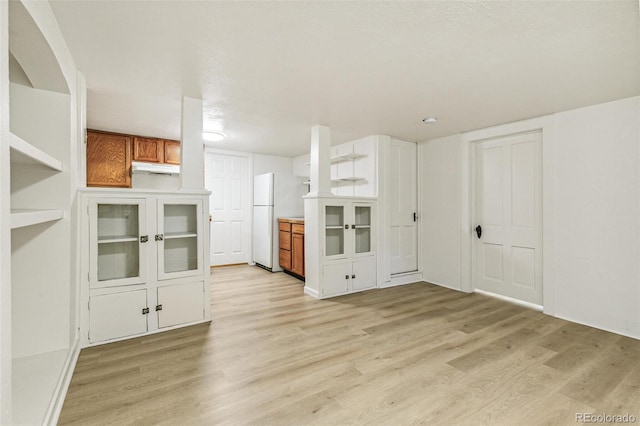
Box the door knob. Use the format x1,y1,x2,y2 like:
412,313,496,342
475,225,482,239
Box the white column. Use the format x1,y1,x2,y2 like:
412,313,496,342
308,125,333,197
180,97,205,190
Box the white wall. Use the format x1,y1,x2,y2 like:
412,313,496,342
419,95,640,339
553,97,639,337
292,153,310,177
253,153,292,176
131,173,180,190
419,134,462,290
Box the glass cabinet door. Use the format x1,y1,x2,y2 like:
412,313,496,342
157,199,203,280
354,205,372,255
325,204,346,258
91,199,147,288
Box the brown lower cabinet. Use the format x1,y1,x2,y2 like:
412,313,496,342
278,218,304,278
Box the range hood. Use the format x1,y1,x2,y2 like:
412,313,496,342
132,161,180,175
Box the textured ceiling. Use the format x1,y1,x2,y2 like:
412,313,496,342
49,1,639,157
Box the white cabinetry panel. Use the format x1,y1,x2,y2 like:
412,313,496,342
89,290,148,343
322,263,350,297
157,282,205,328
352,259,377,291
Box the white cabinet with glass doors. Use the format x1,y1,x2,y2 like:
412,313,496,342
81,190,210,346
321,200,376,297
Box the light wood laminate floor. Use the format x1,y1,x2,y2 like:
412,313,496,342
59,265,640,425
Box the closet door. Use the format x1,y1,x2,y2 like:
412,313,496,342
389,139,418,274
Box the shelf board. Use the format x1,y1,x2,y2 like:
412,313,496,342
13,349,68,426
97,235,138,244
302,181,311,185
164,232,198,239
10,209,64,229
325,225,344,229
354,225,371,228
330,152,367,164
9,132,64,171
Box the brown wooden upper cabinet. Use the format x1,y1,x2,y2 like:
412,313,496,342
164,140,181,165
133,136,164,163
133,137,181,164
86,130,132,188
87,130,181,188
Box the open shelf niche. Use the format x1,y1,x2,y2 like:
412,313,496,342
2,0,83,424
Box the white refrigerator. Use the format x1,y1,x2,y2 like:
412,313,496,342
252,173,307,271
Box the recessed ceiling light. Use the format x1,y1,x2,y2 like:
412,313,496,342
422,117,438,124
202,131,227,142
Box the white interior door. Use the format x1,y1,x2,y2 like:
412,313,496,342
474,131,542,305
390,139,418,274
205,152,250,266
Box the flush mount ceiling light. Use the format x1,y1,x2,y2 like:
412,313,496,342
422,117,438,124
202,131,227,142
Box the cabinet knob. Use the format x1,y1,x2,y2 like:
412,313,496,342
352,274,356,279
142,307,150,315
140,235,148,243
155,234,164,241
344,224,349,230
155,304,163,311
351,224,356,229
345,275,349,280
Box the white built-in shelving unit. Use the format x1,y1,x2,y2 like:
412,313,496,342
303,150,370,188
1,1,83,424
9,132,65,229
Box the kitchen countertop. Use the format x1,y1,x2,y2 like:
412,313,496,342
278,217,305,224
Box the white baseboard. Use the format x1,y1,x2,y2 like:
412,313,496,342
46,338,80,426
304,286,320,299
379,271,423,288
474,289,543,312
423,278,469,293
553,313,640,341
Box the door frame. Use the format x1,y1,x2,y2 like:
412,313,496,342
461,115,557,315
204,148,253,266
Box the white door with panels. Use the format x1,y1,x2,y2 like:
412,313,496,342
390,139,418,274
206,153,250,266
474,131,542,305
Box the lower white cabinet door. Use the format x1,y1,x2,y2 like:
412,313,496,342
352,258,377,291
157,281,205,328
322,263,350,297
89,289,148,343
